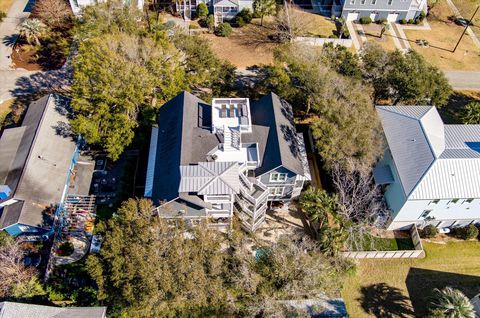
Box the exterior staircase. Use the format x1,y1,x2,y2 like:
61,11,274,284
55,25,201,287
223,127,240,151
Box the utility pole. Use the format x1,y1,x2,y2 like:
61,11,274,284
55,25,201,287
453,5,479,53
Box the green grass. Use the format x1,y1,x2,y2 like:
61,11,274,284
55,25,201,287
354,234,415,251
342,241,480,317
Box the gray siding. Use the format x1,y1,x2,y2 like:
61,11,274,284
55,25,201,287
258,166,297,201
343,0,412,13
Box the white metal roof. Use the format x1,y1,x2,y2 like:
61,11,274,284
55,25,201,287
377,105,480,200
178,161,239,195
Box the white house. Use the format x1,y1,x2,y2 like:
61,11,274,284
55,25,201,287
375,106,480,230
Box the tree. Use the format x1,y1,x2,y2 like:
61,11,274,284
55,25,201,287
71,33,185,160
259,45,383,172
321,42,361,78
427,287,475,318
274,4,308,42
379,20,389,38
31,0,72,29
253,0,276,26
215,22,233,37
196,3,208,18
86,198,234,316
19,19,45,46
361,44,452,106
461,102,480,124
0,238,44,299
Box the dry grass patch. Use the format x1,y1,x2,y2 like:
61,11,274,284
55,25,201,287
292,8,337,37
342,241,480,318
200,18,278,67
0,0,15,13
451,0,480,39
362,23,397,51
403,0,480,70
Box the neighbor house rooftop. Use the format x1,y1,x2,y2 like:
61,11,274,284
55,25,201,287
377,105,480,200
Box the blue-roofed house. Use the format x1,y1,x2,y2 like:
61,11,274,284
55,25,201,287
375,105,480,230
144,91,311,232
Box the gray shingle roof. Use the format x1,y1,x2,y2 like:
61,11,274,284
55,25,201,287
0,95,76,230
149,91,306,205
0,302,107,318
249,93,304,176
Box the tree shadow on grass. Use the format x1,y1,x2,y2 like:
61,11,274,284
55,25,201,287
406,267,480,317
358,283,414,318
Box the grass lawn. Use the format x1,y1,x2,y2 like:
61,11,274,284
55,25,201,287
200,18,278,67
362,23,397,51
403,0,480,70
355,234,415,251
451,0,480,40
342,241,480,317
0,0,15,13
292,9,338,38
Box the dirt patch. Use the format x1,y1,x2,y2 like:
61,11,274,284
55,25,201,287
403,1,480,70
0,98,14,128
11,43,43,71
200,19,278,67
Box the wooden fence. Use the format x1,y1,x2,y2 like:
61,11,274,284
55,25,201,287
340,224,425,259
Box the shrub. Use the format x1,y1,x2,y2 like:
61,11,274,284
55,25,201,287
328,34,338,38
215,22,233,37
206,14,215,32
359,16,372,24
418,11,426,21
236,16,246,27
454,224,479,240
0,11,6,23
408,18,415,24
189,24,200,29
197,3,209,18
237,8,253,23
414,18,421,24
399,19,407,24
420,225,439,239
377,18,387,24
58,241,74,256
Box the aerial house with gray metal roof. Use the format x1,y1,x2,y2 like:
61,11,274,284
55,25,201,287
0,95,93,236
144,91,311,232
375,105,480,230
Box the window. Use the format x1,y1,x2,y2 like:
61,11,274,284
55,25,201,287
269,187,284,196
388,0,393,5
449,198,460,204
371,0,376,4
465,198,474,204
270,173,287,182
18,225,29,232
430,199,440,205
350,0,355,4
419,210,432,219
361,0,365,4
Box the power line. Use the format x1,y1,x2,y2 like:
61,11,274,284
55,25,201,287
453,5,479,53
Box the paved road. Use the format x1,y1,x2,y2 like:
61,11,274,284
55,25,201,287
444,71,480,90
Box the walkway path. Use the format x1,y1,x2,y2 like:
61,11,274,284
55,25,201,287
0,0,30,70
445,0,480,49
390,22,412,52
444,71,480,90
347,21,367,50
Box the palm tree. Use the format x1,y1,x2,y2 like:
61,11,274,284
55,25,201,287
427,287,475,318
19,19,45,46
